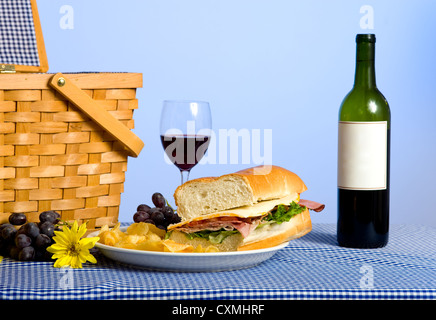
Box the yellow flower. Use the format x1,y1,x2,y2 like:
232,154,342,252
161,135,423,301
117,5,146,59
47,221,99,269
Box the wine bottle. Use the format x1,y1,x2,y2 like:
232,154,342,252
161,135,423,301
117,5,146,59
337,34,390,248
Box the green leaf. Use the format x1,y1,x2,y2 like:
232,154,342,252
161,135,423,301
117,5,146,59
264,201,306,224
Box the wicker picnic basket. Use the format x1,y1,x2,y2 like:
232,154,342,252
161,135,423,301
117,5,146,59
0,72,144,228
0,0,144,228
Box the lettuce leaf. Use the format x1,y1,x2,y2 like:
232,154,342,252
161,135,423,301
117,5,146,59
263,201,306,224
184,229,239,244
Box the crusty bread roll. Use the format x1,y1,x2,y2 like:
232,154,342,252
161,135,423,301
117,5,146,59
168,208,311,252
174,165,307,221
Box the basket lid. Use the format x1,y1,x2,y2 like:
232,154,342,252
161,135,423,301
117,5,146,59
0,0,48,73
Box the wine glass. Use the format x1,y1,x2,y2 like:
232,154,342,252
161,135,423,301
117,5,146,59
160,100,212,185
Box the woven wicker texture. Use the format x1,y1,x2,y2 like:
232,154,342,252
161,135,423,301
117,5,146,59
0,73,142,229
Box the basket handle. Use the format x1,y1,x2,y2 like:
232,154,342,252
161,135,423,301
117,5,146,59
49,73,144,157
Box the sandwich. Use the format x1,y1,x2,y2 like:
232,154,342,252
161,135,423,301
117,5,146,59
167,165,324,251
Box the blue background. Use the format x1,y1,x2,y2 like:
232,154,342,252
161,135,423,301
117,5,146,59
37,0,436,226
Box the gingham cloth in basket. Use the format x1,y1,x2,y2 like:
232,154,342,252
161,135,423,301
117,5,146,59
0,224,435,300
0,0,40,66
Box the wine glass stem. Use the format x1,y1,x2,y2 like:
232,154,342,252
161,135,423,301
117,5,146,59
180,170,191,185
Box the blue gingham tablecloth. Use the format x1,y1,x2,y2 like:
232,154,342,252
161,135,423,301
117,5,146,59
0,223,435,300
0,0,40,66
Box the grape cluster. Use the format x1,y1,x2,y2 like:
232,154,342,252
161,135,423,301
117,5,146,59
0,211,60,261
133,192,181,230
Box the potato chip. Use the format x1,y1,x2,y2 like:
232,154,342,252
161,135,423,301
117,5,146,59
146,223,166,238
97,222,220,253
204,245,220,253
162,239,194,253
146,232,162,243
193,244,204,253
126,222,149,236
99,231,117,246
136,240,164,252
114,235,147,249
98,223,124,246
193,244,219,253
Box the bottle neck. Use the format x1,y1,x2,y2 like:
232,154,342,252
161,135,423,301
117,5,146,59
354,41,376,89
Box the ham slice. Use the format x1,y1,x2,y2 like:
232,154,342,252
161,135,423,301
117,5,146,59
298,199,325,212
231,219,261,238
176,216,262,238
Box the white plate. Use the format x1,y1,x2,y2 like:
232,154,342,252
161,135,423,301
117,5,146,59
88,227,289,272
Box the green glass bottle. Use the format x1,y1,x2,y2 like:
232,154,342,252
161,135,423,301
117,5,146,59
337,34,390,248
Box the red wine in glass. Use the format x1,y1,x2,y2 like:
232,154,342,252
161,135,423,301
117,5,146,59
160,134,210,171
160,100,212,185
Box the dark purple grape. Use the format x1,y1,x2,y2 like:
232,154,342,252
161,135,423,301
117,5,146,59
133,212,143,223
150,209,165,226
0,224,13,243
171,214,182,224
152,193,166,208
23,222,40,239
162,206,174,220
18,246,35,261
16,224,27,236
39,210,60,224
0,223,13,232
53,211,61,223
1,225,17,242
133,211,149,223
39,221,54,237
136,204,151,212
9,213,27,226
144,219,155,225
15,234,32,249
148,207,161,215
35,234,51,249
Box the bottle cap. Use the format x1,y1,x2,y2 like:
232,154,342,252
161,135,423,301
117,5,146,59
356,34,376,43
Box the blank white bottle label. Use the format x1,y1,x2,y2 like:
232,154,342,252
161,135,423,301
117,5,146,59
338,121,387,190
